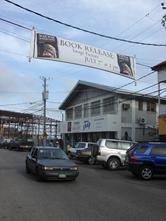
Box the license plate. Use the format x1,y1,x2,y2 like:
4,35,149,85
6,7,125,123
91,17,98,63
59,174,66,178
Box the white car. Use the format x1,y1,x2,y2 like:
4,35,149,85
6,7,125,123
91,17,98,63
68,142,97,160
96,139,134,170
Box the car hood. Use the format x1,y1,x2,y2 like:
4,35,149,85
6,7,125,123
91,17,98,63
37,159,76,167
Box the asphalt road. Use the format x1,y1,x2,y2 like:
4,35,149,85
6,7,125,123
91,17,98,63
0,149,166,221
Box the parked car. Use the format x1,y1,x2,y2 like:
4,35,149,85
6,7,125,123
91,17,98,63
125,142,166,180
68,142,98,160
0,138,12,149
96,139,134,170
26,146,79,181
76,143,99,165
8,139,34,151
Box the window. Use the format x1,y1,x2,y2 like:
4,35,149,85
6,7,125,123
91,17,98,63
138,100,143,111
75,142,86,149
151,103,156,112
31,148,38,158
151,145,166,156
119,142,132,150
84,103,89,118
147,102,156,112
91,100,100,116
122,103,130,111
105,141,119,149
66,108,73,120
103,97,116,114
38,148,68,159
135,145,148,154
75,105,82,119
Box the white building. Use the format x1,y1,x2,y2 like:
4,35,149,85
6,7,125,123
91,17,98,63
59,80,166,145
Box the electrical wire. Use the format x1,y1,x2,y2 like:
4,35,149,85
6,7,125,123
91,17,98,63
69,71,156,103
114,3,161,37
0,29,30,42
3,0,166,47
0,101,39,107
113,19,162,52
70,85,166,113
0,17,161,69
0,17,31,31
0,49,26,57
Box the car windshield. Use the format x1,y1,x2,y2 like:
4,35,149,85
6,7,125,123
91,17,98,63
38,148,68,160
74,142,86,149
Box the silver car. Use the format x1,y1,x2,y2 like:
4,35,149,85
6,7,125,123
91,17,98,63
68,142,97,159
96,139,134,170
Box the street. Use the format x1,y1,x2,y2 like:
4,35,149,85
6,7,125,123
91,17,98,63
0,149,166,221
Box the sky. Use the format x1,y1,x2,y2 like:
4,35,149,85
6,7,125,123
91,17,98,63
0,0,166,120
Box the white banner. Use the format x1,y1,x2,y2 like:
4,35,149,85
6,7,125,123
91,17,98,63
32,32,136,79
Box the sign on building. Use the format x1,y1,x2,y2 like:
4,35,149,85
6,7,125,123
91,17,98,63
31,31,136,79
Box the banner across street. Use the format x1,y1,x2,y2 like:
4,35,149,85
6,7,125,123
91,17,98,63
32,31,136,79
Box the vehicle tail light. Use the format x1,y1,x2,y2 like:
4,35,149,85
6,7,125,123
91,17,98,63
130,155,137,162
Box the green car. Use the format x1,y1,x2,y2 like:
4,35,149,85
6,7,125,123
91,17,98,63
26,146,79,181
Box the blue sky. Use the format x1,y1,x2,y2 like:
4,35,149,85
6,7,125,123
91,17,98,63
0,0,165,120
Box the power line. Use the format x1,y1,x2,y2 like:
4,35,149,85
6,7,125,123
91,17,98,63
0,49,26,57
115,3,161,37
136,63,151,68
113,19,162,52
0,29,30,42
0,17,31,31
119,26,164,54
21,102,43,112
66,71,156,105
3,0,166,47
0,17,161,69
0,101,40,107
67,84,163,114
69,84,165,112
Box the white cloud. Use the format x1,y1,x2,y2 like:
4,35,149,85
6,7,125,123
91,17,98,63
0,63,40,102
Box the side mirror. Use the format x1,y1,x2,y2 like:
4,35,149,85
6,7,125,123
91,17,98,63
32,156,37,161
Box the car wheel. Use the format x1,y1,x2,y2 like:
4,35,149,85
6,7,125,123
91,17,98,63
139,165,153,180
107,157,121,170
88,157,96,165
26,163,30,174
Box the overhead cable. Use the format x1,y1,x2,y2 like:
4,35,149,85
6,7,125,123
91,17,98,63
0,17,31,31
74,71,156,103
3,0,166,47
0,29,30,42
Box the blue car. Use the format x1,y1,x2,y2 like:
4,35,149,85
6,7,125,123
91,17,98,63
125,142,166,180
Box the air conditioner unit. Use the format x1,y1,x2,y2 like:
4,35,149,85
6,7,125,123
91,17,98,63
138,118,146,125
122,103,130,110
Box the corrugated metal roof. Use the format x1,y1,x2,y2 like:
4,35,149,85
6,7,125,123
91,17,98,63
152,60,166,71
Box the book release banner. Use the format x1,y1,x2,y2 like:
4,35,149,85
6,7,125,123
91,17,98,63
32,32,136,79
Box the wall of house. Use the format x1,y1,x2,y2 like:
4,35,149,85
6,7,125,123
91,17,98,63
60,86,165,144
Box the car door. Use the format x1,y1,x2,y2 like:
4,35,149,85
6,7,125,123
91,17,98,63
118,142,132,163
150,145,166,173
105,140,120,161
29,148,38,173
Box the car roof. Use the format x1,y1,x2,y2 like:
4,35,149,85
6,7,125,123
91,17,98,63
98,139,134,143
76,142,97,144
137,142,166,145
33,146,60,150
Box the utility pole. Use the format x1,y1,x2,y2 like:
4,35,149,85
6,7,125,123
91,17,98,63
41,77,49,145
